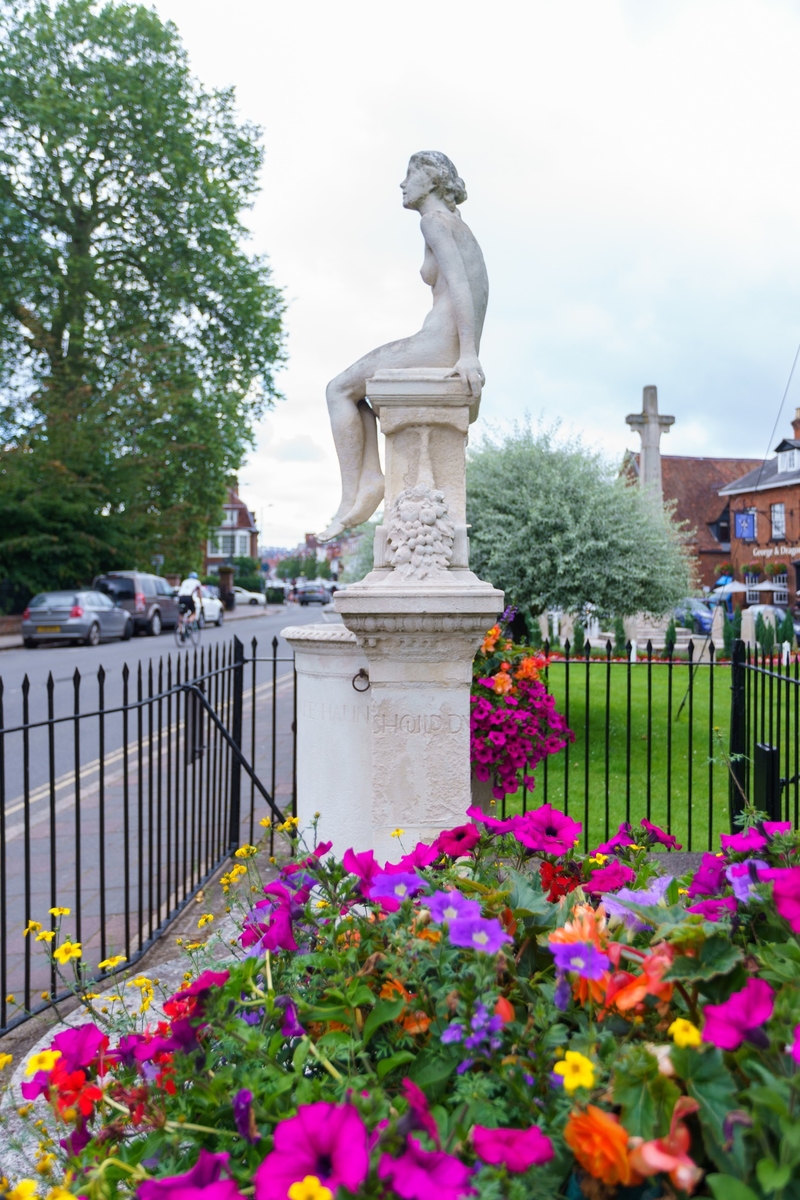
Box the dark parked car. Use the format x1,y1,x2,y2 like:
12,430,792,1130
297,585,331,606
674,598,713,635
22,590,133,648
93,571,179,635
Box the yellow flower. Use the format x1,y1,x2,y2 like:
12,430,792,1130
47,1190,75,1200
390,828,405,839
677,887,688,895
40,992,49,1002
668,1018,702,1048
588,853,608,865
259,817,272,828
0,1052,13,1069
234,844,258,859
277,816,300,833
25,1050,60,1076
198,914,214,928
97,955,126,971
126,976,154,1015
6,993,16,1004
82,993,100,1001
53,941,81,965
23,921,42,938
553,1050,596,1094
35,931,55,943
48,907,71,917
185,941,205,951
315,899,329,909
230,865,247,879
7,1181,38,1200
35,1155,55,1176
629,844,645,852
288,1178,333,1200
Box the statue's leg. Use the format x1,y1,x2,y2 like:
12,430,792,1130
319,373,367,541
340,401,385,528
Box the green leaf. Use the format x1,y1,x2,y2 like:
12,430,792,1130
408,1050,459,1089
361,996,405,1046
291,1039,310,1072
504,868,553,921
706,1177,760,1200
302,1004,354,1027
612,1047,681,1140
376,1051,415,1080
757,1159,792,1194
672,1046,747,1175
665,936,742,983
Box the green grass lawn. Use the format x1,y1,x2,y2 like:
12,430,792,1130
500,659,733,853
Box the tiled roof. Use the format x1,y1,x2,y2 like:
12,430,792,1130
629,454,761,552
719,457,800,495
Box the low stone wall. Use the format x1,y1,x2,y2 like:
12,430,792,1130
0,615,21,636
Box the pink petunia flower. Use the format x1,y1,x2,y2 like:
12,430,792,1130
640,818,682,850
789,1025,800,1064
584,860,636,894
254,1102,369,1200
401,1077,441,1148
465,804,517,835
435,824,481,857
379,1136,475,1200
343,846,382,893
137,1150,243,1200
447,916,512,955
51,1022,108,1073
702,978,776,1050
761,866,800,932
594,822,636,855
686,852,727,899
720,827,768,853
686,896,737,922
763,820,792,837
511,804,582,855
384,842,441,874
472,1124,554,1172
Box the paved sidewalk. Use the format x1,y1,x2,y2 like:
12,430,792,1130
0,603,288,652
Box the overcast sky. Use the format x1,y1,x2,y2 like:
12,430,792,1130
153,0,800,548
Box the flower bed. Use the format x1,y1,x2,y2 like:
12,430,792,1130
2,807,798,1200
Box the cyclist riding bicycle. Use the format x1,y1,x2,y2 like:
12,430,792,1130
177,572,203,624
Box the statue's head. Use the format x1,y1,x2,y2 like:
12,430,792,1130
402,151,467,212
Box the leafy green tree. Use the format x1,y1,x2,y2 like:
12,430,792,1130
0,0,284,597
466,425,692,619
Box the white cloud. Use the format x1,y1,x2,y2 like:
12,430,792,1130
153,0,800,544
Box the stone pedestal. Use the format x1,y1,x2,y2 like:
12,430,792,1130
336,368,503,862
281,625,372,853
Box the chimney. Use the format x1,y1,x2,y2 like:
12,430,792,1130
792,408,800,440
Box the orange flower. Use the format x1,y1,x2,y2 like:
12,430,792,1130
490,670,514,696
549,905,611,1004
380,977,431,1034
564,1105,640,1187
481,625,501,654
515,654,547,681
494,995,515,1023
604,944,674,1014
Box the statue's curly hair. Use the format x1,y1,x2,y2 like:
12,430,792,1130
409,151,467,211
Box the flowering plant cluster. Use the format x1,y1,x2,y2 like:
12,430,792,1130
471,612,573,798
2,808,799,1200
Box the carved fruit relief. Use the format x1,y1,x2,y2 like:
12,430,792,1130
385,485,455,579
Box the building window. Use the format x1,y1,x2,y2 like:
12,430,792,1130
734,509,757,541
746,573,760,604
237,533,250,557
778,450,797,473
222,508,238,526
773,572,789,605
771,503,786,539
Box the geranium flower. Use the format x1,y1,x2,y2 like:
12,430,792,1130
629,1097,703,1195
435,824,480,857
604,944,674,1013
640,819,682,850
511,804,582,855
584,860,636,894
762,866,800,932
137,1150,243,1199
378,1136,475,1200
51,1023,107,1073
254,1103,369,1200
553,1050,595,1093
685,896,737,922
686,852,727,899
465,804,517,835
447,917,512,954
549,942,610,980
601,876,673,930
702,978,775,1050
232,1089,260,1144
472,1124,553,1171
594,822,636,854
564,1106,637,1187
539,861,581,901
725,859,769,902
368,872,427,907
424,891,481,924
720,827,767,853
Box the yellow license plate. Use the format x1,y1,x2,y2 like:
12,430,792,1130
37,626,60,633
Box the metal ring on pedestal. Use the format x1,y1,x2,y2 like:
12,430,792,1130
352,668,370,692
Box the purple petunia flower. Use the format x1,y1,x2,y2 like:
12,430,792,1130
553,974,571,1011
424,890,482,924
725,859,769,903
274,995,304,1038
549,942,610,979
368,872,427,904
447,917,512,954
702,978,775,1050
232,1089,260,1144
602,876,673,931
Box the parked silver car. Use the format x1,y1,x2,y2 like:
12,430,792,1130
22,590,133,648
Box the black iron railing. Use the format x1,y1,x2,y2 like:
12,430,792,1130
731,638,800,829
0,635,295,1036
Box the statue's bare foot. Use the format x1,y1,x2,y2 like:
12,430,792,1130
318,516,347,543
340,472,385,528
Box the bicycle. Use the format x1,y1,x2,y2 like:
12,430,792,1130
174,605,202,648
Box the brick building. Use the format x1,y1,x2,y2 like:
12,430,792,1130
719,409,800,609
203,481,258,576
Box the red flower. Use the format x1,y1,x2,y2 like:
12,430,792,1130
540,861,580,901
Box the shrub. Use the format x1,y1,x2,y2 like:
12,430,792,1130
571,622,586,658
613,615,627,656
664,616,677,658
756,611,775,656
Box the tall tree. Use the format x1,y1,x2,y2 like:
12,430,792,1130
466,425,693,619
0,0,284,598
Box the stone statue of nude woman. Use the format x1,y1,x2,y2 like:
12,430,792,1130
319,151,488,542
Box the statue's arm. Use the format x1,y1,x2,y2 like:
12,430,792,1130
420,212,484,396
